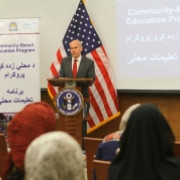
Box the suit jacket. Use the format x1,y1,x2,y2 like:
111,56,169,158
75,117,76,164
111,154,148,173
60,55,95,97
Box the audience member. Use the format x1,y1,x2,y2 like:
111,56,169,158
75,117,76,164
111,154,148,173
0,113,12,148
93,103,140,180
25,131,86,180
108,104,180,180
0,113,8,136
95,103,140,161
1,102,57,180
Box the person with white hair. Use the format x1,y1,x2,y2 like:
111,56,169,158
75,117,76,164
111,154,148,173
25,131,86,180
95,103,140,162
92,103,140,180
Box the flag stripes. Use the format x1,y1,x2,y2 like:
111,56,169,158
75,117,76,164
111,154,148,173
48,0,120,132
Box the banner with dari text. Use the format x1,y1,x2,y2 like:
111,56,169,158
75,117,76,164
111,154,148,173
0,18,40,113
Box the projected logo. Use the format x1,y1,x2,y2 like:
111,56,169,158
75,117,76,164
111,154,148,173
56,88,83,116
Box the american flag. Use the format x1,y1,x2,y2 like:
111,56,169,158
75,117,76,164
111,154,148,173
48,0,120,133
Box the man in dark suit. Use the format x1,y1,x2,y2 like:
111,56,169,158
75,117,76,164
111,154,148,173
60,39,95,97
60,39,95,146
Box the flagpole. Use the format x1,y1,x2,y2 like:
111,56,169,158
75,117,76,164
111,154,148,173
48,0,120,133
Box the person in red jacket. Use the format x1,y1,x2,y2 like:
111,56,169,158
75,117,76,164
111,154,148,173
1,102,57,180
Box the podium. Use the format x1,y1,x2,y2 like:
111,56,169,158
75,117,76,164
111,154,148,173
47,77,93,146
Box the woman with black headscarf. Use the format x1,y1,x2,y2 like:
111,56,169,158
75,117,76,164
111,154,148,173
108,104,180,180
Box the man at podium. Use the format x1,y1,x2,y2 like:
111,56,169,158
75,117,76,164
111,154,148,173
60,39,95,97
59,39,95,139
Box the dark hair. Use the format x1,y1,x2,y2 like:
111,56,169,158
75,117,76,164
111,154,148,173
6,167,24,180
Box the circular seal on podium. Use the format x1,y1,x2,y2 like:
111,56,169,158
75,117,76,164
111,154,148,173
55,88,84,116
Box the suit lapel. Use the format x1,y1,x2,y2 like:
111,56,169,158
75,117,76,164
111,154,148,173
67,57,73,77
77,56,85,77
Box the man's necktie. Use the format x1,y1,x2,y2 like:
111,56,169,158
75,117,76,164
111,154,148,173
72,59,77,77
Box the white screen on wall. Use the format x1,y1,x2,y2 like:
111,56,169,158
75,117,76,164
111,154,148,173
116,0,180,90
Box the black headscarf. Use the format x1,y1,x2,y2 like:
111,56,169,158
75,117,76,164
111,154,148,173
108,104,180,180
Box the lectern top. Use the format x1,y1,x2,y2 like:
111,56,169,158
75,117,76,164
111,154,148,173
47,77,94,87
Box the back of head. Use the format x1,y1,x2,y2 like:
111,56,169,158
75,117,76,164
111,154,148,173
121,104,175,155
25,131,85,180
108,104,180,180
119,103,140,131
2,101,56,180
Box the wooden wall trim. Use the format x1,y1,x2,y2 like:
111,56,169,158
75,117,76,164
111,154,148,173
41,89,180,141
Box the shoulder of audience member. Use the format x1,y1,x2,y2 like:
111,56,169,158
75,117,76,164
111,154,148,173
103,130,123,143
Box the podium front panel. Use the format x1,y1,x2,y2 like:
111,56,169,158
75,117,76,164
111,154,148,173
58,111,83,145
